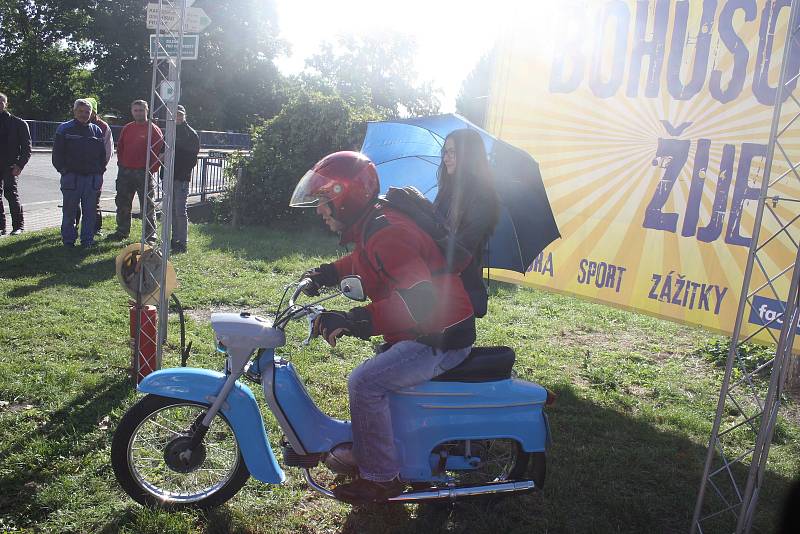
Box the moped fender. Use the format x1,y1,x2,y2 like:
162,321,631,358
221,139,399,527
138,368,285,484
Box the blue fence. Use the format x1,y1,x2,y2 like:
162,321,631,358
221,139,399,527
24,120,251,150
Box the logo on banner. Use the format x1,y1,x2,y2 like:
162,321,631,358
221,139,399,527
748,296,800,334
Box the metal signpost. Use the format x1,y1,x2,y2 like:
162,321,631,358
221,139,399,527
133,0,205,384
691,1,800,531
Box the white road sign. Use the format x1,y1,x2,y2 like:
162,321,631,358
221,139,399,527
159,80,176,102
146,4,211,33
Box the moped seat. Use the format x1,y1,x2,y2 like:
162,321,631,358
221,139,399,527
431,346,515,383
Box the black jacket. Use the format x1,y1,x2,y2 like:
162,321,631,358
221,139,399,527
174,122,200,181
434,181,498,318
0,111,32,169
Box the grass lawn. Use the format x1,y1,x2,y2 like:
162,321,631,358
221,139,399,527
1,222,798,534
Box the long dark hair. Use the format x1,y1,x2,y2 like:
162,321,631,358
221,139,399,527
435,128,499,235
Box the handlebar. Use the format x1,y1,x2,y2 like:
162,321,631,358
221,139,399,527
290,278,312,307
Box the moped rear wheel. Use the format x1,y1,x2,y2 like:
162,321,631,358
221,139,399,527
441,438,532,484
111,394,250,509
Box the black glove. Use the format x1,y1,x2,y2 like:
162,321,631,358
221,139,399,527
300,263,338,297
312,307,373,347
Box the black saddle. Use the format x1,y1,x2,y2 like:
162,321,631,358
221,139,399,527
432,346,515,383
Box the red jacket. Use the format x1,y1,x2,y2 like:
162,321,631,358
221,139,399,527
116,121,164,172
333,203,475,348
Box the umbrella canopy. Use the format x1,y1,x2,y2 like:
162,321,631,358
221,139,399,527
361,113,560,273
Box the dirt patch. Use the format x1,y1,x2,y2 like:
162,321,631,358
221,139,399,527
557,329,640,354
0,400,36,413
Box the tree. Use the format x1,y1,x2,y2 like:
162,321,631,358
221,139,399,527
0,0,93,119
455,51,495,128
88,0,287,131
84,0,151,122
224,89,381,226
304,33,441,118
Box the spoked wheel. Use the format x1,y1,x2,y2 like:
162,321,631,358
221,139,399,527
111,394,250,509
441,439,529,484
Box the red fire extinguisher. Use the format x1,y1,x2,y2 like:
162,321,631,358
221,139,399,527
130,304,157,383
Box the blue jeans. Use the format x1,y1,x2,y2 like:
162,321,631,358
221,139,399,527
349,340,471,482
171,180,190,246
61,172,102,245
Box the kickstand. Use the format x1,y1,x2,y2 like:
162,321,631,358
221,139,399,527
181,340,193,367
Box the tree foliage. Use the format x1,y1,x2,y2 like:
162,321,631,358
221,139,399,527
304,33,440,118
224,90,381,226
88,0,286,130
455,51,495,128
0,0,93,119
84,0,152,121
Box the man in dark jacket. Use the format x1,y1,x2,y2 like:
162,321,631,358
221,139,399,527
0,92,32,236
52,99,107,248
170,104,200,253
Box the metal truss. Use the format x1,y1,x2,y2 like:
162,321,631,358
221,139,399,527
133,0,187,383
692,1,800,532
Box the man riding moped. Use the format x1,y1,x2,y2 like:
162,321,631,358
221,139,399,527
291,151,477,503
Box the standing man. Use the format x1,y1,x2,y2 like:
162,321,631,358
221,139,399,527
107,99,163,242
171,105,200,253
75,97,113,236
0,92,32,236
52,99,106,248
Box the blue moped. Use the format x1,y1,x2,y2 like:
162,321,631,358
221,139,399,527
111,277,553,508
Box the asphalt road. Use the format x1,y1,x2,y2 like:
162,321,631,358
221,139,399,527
18,151,119,207
8,151,119,232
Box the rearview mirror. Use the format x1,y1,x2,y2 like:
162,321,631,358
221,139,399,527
340,276,366,302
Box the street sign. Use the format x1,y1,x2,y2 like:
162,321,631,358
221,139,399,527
149,34,199,60
159,80,176,102
146,4,211,33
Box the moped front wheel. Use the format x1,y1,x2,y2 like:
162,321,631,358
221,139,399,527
111,394,250,509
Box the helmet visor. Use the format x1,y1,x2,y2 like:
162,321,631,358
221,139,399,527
289,169,335,208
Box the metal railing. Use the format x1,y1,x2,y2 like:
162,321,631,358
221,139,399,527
24,120,251,150
153,153,235,202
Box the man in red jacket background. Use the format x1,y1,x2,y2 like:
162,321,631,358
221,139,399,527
107,99,164,242
291,151,476,504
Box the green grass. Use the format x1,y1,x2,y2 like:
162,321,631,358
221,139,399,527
1,223,798,533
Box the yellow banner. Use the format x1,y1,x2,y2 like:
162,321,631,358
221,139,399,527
486,0,800,347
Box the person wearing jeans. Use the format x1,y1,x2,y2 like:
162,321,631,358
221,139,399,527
171,179,190,252
291,151,476,504
74,97,114,236
170,105,200,253
51,99,106,248
347,341,471,481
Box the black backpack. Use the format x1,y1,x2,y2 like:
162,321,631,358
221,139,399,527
378,186,472,273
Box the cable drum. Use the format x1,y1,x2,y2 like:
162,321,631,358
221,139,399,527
115,243,178,305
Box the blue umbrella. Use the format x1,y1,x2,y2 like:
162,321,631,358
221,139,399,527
361,113,560,273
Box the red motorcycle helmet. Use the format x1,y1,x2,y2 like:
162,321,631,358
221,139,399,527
290,151,380,226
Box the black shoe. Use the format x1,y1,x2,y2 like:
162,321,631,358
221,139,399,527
9,228,23,236
106,232,128,241
171,243,187,254
333,477,404,504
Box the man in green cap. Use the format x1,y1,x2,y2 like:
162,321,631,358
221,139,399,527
75,97,114,235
